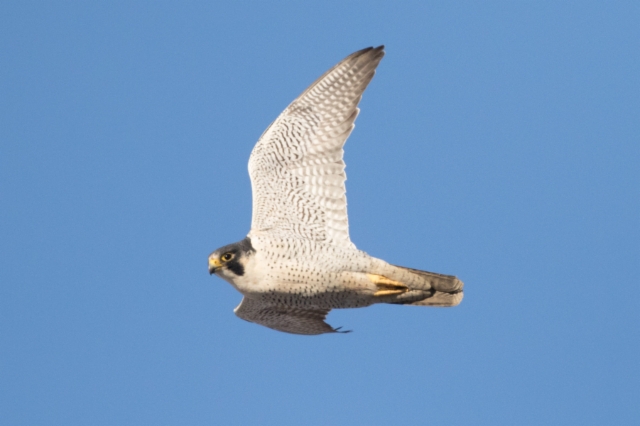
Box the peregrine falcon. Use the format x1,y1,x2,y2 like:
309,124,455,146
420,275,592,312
209,46,463,335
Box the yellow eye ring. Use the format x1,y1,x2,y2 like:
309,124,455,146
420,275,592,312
221,253,233,262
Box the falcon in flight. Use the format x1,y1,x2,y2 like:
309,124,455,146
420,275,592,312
209,46,463,335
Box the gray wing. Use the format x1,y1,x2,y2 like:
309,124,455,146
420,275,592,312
248,46,385,247
234,297,341,335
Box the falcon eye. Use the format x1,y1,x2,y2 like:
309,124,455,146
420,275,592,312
221,253,234,262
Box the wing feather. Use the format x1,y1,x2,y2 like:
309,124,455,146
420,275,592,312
234,297,337,335
248,46,385,247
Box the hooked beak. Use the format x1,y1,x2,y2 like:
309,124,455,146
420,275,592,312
208,258,221,275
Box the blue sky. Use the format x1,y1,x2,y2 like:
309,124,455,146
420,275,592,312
1,2,638,425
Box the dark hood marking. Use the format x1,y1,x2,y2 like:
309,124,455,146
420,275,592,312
226,260,245,276
237,237,255,254
211,237,256,277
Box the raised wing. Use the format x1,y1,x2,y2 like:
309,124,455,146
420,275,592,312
248,46,385,247
234,297,342,335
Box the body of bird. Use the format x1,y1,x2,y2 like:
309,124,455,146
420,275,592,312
209,46,464,335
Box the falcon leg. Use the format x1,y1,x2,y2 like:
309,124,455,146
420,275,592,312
367,274,409,297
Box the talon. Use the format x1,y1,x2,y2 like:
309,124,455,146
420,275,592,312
367,274,409,296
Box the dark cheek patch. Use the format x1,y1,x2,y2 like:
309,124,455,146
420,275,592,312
227,260,245,276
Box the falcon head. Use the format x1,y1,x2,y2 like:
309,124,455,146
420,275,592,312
208,237,255,278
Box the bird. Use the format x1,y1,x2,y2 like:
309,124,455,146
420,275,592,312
208,46,463,335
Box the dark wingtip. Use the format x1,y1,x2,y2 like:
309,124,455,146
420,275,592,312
366,45,385,60
353,45,385,57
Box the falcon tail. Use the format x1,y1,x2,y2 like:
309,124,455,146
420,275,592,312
388,264,464,307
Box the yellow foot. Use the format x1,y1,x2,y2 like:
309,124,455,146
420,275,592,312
367,274,409,297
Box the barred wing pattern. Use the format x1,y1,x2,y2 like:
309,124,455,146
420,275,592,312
234,297,336,335
248,46,385,247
